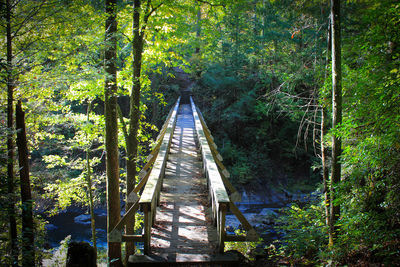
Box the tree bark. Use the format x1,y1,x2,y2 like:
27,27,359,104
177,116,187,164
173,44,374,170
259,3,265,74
323,17,331,228
6,0,19,265
329,0,342,247
124,0,147,260
195,5,201,54
86,102,97,261
15,101,35,267
321,107,330,227
104,0,121,265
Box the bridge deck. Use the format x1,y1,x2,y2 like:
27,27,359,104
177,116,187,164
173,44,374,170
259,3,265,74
150,104,218,262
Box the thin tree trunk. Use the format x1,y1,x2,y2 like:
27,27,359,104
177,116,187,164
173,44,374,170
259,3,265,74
195,5,201,54
15,101,35,267
329,0,342,247
104,0,121,265
125,0,143,259
86,101,97,261
321,107,330,226
6,0,18,265
323,17,331,228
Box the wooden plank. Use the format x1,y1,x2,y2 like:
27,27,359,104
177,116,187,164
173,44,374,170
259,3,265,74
218,204,227,253
140,98,180,205
194,103,241,201
143,204,151,254
133,169,151,194
122,234,144,242
111,201,140,232
191,97,230,206
109,98,180,247
151,105,221,260
229,191,242,203
224,231,259,242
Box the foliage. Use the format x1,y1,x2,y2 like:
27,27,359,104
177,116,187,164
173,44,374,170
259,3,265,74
224,229,263,261
275,200,327,265
0,0,399,265
191,0,321,185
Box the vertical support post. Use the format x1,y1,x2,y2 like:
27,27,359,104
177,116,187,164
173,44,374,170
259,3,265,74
218,204,227,253
143,204,151,254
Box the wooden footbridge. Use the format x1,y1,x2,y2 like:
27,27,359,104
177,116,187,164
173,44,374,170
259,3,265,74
109,96,258,265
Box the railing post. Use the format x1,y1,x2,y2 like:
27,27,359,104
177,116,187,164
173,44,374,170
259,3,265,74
143,204,151,254
218,203,227,253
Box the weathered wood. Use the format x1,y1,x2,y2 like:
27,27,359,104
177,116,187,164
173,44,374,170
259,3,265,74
229,202,253,231
191,98,230,205
143,204,151,254
140,98,180,254
110,99,180,247
218,204,227,253
122,235,144,242
195,105,241,203
150,104,219,261
224,230,258,242
140,98,180,205
111,201,140,232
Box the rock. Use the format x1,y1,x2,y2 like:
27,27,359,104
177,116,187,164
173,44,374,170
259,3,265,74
74,214,91,225
66,241,96,267
259,208,277,217
250,246,267,260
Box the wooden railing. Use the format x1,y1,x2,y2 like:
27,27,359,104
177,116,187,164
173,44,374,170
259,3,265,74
108,97,180,253
190,97,259,252
110,96,258,256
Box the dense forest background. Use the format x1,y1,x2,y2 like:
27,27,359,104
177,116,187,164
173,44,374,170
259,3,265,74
1,0,399,265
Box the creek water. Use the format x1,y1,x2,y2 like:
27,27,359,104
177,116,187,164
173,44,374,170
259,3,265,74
44,188,311,249
44,209,108,248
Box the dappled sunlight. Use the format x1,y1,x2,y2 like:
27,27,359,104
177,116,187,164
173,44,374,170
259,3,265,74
150,104,218,262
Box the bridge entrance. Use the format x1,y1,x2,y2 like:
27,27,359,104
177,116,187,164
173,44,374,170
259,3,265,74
109,97,258,265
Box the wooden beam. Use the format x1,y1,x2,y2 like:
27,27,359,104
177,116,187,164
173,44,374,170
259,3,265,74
191,97,230,205
143,204,151,254
218,204,227,253
111,201,140,232
224,230,259,242
122,235,144,242
140,98,180,205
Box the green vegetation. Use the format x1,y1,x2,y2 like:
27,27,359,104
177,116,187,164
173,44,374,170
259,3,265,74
1,0,399,265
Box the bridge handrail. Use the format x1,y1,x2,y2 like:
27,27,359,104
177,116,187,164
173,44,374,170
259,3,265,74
108,98,180,248
190,97,229,252
140,97,181,253
195,106,241,203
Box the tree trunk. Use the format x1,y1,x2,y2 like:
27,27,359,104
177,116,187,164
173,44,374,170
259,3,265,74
104,0,121,265
329,0,342,247
323,17,331,228
125,0,143,260
6,0,19,265
321,107,330,226
86,102,97,261
195,5,201,54
15,101,35,267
